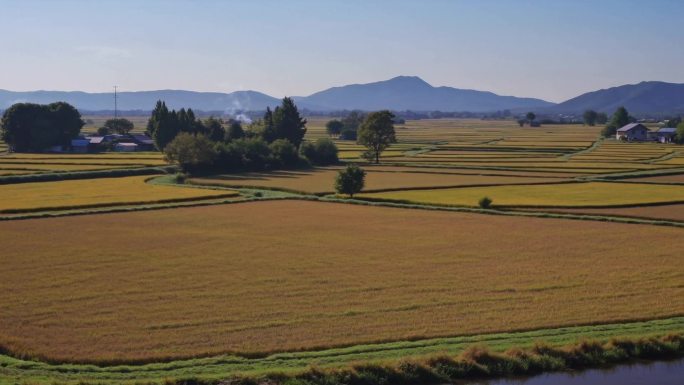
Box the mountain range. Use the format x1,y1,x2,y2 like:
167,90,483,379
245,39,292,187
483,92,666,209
1,77,683,115
547,81,684,115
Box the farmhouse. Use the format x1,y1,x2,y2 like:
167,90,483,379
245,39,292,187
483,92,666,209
70,138,90,153
130,134,155,151
654,127,677,143
114,142,138,152
616,123,649,141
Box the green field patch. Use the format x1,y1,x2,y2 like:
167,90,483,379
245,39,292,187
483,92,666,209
358,181,684,208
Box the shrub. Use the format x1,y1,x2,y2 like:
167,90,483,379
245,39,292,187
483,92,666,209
174,173,188,184
241,137,272,170
269,139,300,168
339,128,357,141
335,164,365,198
301,138,339,165
479,196,492,209
163,133,217,174
101,118,134,135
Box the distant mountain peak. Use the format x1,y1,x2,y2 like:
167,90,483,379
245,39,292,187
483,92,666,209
385,75,432,86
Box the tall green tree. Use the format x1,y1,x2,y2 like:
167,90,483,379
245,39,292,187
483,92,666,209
526,112,536,123
583,110,598,126
153,108,180,150
204,117,225,142
226,120,245,141
335,164,365,198
602,106,630,138
0,102,83,152
326,119,343,136
272,97,307,148
146,100,168,137
676,122,684,144
261,107,277,142
164,133,217,173
99,118,134,135
357,110,396,164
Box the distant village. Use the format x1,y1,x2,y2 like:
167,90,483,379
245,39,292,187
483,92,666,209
61,133,155,153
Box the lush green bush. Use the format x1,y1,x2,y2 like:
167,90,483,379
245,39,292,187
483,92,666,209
212,138,304,173
479,196,492,209
335,164,366,198
1,102,84,152
269,139,300,168
301,138,339,165
164,133,218,173
339,128,358,140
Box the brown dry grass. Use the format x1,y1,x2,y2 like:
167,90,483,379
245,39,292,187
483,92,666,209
532,204,684,222
627,173,684,184
0,200,682,363
188,167,565,194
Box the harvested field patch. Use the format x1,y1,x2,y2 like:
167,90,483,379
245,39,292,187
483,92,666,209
189,168,565,194
359,181,684,207
0,200,682,363
0,175,236,213
530,204,684,222
626,173,684,184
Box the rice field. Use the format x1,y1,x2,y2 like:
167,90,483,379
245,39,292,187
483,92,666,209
189,167,565,194
0,175,237,213
0,200,682,363
532,204,684,223
358,181,684,208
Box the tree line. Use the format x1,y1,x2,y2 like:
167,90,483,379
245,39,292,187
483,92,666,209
160,97,339,174
0,102,84,152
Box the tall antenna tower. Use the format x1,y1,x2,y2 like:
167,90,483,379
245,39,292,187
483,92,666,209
114,85,118,118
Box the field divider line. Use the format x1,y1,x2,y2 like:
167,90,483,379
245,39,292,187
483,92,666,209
561,137,603,160
646,150,683,164
0,165,177,185
319,196,684,228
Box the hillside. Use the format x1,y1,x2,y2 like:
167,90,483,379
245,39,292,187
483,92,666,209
0,89,280,112
295,76,554,112
0,76,553,113
549,81,684,114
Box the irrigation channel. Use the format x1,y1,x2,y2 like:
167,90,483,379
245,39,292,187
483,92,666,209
464,358,684,385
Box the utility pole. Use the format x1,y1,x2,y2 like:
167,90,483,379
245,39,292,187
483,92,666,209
114,85,118,118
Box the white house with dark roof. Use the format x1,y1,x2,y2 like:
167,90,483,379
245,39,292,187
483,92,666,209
655,127,677,143
616,123,649,141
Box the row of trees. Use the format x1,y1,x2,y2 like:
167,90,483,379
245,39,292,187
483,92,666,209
161,97,337,173
325,111,365,140
0,102,84,152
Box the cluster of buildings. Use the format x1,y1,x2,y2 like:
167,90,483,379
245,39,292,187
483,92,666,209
615,123,677,143
67,134,156,153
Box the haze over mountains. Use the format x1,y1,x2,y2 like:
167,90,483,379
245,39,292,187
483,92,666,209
1,77,683,115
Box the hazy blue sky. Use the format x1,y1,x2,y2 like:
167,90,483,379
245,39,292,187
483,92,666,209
1,0,683,102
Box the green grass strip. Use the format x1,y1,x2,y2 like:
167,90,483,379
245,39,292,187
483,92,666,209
0,317,681,385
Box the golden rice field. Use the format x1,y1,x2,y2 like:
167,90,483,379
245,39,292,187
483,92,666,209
0,200,682,363
359,181,684,208
189,167,565,194
0,175,237,213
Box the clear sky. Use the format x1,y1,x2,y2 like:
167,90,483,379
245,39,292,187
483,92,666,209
1,0,683,102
